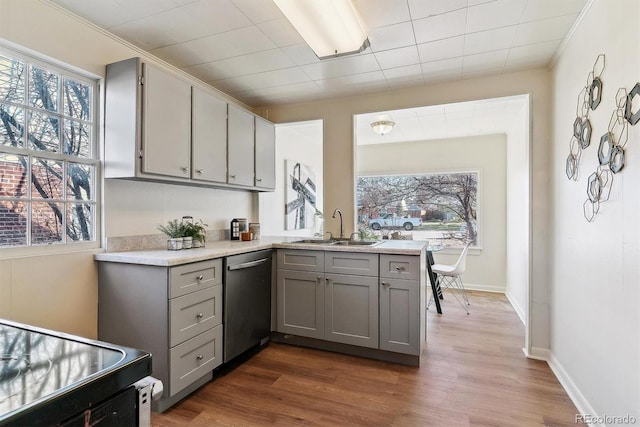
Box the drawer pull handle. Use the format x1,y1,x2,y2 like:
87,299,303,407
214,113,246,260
196,354,203,361
197,275,204,281
381,281,389,287
196,312,204,319
395,266,403,271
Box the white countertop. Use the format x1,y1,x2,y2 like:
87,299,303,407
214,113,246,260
94,236,428,267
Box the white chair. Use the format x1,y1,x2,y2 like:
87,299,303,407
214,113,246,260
430,242,472,314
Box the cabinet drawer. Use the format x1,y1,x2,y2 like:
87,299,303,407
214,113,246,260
169,325,222,396
277,250,324,272
324,252,378,277
169,259,222,298
380,255,420,281
170,285,222,347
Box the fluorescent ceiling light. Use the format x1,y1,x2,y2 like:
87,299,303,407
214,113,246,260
273,0,369,59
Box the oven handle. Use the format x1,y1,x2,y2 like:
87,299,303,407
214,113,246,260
227,257,270,271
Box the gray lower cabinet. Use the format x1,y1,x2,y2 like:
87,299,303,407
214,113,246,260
98,258,224,411
277,250,422,356
276,250,378,349
379,254,421,355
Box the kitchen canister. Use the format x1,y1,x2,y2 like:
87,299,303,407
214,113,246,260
249,222,260,240
230,218,248,240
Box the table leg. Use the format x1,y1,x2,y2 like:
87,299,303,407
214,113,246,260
427,251,442,314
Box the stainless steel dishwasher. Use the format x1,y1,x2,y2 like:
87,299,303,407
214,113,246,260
224,249,272,363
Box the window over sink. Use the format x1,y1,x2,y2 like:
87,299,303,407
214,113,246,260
0,44,99,249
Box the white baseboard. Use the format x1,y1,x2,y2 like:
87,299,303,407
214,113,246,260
464,283,505,293
547,352,603,427
526,346,550,361
504,290,526,325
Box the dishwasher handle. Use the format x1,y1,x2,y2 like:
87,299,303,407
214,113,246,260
227,257,270,271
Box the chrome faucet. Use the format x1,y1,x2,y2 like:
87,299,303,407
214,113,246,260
332,208,344,239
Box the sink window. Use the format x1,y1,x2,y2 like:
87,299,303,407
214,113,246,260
0,45,98,249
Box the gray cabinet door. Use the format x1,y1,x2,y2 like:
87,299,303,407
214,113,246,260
254,116,275,189
325,273,378,348
191,88,227,183
227,105,254,186
379,278,420,355
276,269,324,339
141,63,191,178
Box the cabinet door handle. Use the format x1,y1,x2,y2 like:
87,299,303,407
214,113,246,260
197,275,204,281
196,169,203,174
256,178,262,182
181,167,189,173
229,174,236,179
196,354,203,361
381,281,389,287
317,276,323,283
196,312,204,319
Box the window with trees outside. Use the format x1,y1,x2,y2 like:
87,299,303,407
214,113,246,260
357,172,478,247
0,47,98,248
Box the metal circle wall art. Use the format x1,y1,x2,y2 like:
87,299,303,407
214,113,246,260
566,54,605,181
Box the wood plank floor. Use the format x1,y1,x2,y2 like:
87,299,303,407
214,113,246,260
151,291,578,426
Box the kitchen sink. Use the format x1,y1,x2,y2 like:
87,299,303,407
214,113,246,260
289,239,380,246
331,240,380,246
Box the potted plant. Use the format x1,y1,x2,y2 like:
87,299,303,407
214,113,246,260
158,219,185,250
184,220,207,248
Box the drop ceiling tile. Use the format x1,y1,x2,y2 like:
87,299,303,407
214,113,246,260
463,49,509,72
110,8,213,49
374,46,420,69
417,36,464,63
181,0,253,35
464,26,518,55
214,67,311,92
466,0,527,33
257,18,304,47
188,49,295,80
353,0,411,27
230,0,284,24
521,0,587,22
383,64,425,88
52,0,131,28
513,15,578,46
505,39,561,69
235,81,323,106
315,71,387,91
413,9,466,44
301,54,381,80
421,57,463,83
281,44,320,66
408,0,467,20
368,22,416,52
152,26,277,66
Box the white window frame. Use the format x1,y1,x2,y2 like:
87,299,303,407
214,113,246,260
0,42,101,257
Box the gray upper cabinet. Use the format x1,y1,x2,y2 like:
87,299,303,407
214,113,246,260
141,63,192,178
105,57,276,192
254,116,275,190
191,87,227,183
227,105,254,187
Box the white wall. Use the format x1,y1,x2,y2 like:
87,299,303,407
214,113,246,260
357,134,507,292
550,0,639,419
505,100,530,325
259,120,323,237
0,0,255,338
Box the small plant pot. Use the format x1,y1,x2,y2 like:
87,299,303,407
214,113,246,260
192,239,204,248
167,238,183,251
182,236,193,249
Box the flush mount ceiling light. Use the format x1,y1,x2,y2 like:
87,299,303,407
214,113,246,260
371,120,395,136
273,0,369,60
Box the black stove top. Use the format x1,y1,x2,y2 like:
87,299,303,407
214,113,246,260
0,319,151,426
